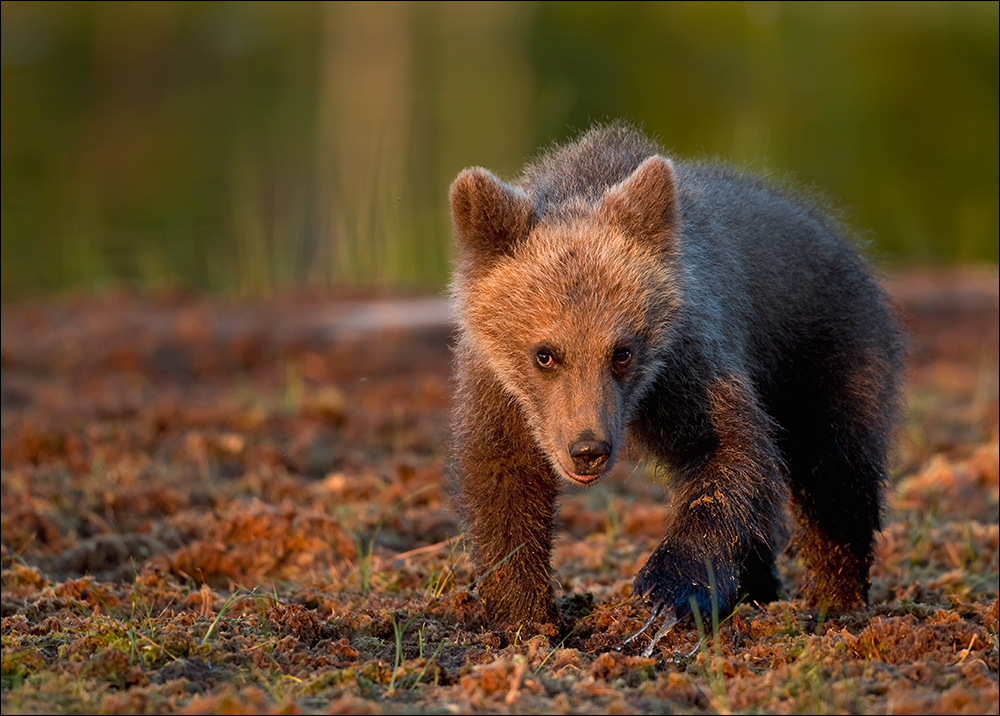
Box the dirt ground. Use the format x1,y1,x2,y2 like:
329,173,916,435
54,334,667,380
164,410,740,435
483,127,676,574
1,267,997,714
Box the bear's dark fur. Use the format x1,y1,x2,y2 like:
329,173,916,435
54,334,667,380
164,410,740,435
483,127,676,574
448,122,904,629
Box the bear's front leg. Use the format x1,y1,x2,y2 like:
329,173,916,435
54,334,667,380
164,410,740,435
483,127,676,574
633,375,787,624
450,360,560,627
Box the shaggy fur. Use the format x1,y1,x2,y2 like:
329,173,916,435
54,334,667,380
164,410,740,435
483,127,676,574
448,122,904,628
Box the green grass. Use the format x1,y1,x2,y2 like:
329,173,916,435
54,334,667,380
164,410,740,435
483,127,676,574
1,2,996,301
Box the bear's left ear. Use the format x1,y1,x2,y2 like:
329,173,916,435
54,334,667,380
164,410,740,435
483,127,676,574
597,155,679,249
450,167,536,263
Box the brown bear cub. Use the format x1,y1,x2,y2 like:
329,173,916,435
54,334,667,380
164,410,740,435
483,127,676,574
448,122,904,636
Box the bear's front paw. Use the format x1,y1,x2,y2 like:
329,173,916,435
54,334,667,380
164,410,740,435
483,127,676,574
624,549,738,656
629,547,739,645
479,573,557,628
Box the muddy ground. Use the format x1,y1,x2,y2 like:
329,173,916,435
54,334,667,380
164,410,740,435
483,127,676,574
1,267,997,714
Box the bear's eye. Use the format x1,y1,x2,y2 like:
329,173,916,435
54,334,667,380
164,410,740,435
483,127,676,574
535,349,555,369
612,347,632,368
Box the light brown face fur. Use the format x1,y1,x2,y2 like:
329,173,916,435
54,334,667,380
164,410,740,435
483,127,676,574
461,229,680,486
451,156,682,485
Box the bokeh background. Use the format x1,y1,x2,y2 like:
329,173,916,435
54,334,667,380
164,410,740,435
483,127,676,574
2,1,997,300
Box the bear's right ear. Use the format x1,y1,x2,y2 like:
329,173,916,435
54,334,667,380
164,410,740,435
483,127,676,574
597,155,680,250
450,168,535,261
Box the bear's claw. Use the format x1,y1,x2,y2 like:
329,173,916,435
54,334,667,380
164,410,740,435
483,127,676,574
641,612,679,657
620,600,679,657
620,601,662,650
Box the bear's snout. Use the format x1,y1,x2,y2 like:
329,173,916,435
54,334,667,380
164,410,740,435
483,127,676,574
568,432,612,476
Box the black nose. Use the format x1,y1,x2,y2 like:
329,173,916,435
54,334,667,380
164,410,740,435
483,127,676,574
569,437,612,475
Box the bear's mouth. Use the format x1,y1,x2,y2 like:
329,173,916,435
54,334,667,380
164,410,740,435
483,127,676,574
557,459,606,486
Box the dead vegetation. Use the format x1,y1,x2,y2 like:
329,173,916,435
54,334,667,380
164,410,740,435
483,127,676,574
2,268,997,714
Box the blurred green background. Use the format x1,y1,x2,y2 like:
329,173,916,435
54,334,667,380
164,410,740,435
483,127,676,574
2,1,997,300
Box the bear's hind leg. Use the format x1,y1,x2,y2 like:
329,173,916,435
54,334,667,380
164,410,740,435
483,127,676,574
788,478,881,612
781,366,896,611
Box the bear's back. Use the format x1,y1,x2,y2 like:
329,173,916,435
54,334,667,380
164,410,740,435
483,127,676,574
514,123,892,373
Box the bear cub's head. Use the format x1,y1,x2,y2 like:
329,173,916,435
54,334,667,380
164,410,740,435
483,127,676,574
450,155,683,485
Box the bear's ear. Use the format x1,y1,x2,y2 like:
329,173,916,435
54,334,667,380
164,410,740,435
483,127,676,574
450,168,535,261
597,155,679,249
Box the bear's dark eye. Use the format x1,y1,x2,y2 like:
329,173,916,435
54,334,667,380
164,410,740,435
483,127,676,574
535,349,555,369
612,347,632,368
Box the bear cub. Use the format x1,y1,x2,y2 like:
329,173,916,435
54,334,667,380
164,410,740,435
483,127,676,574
448,122,904,634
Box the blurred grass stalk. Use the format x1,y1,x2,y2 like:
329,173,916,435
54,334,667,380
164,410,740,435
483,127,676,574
311,1,531,292
217,1,533,294
316,0,414,289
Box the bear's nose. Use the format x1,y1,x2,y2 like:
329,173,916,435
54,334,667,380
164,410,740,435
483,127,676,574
569,437,612,475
